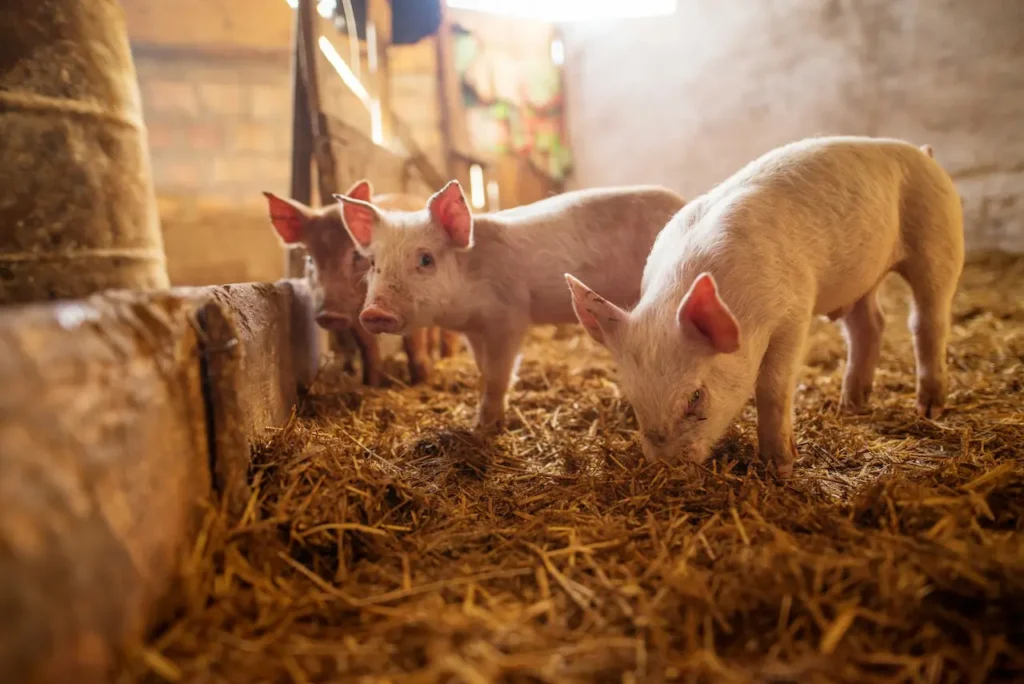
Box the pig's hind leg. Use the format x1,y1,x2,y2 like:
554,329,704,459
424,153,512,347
896,182,964,419
839,288,886,412
754,316,811,477
898,263,959,419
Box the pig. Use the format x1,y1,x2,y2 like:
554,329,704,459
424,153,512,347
332,181,687,430
565,136,964,476
263,180,462,386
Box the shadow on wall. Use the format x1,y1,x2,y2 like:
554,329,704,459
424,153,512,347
561,0,1024,253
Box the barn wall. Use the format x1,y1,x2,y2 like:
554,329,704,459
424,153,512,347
562,0,1024,253
121,0,444,286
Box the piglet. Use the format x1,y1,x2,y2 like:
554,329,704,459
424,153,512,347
264,180,460,386
566,136,964,476
333,182,686,430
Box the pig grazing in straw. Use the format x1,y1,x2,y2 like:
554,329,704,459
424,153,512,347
334,182,686,430
264,181,461,386
565,136,964,476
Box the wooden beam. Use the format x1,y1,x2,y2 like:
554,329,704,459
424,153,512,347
288,5,313,205
295,0,340,211
434,2,468,181
367,0,393,144
286,0,314,278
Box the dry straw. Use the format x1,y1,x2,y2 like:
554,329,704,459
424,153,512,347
123,255,1024,683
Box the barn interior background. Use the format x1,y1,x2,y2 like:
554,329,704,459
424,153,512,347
1,0,1022,682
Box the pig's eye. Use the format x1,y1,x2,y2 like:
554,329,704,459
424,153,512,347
417,251,435,269
352,252,364,264
685,388,707,420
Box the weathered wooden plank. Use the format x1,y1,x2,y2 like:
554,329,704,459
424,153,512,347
0,292,211,684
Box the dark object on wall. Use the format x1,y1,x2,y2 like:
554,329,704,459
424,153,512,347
0,0,170,305
331,0,442,45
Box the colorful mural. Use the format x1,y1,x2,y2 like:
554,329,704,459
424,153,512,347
451,23,573,183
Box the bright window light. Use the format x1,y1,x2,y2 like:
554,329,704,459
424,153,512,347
550,38,564,65
316,0,336,18
318,36,371,104
469,164,486,209
285,0,337,14
370,99,384,145
446,0,677,22
367,22,379,73
486,179,500,211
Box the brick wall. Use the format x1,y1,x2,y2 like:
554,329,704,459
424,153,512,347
562,0,1024,254
124,0,443,286
133,46,293,285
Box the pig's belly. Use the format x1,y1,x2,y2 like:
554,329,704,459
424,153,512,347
812,263,895,320
529,289,578,325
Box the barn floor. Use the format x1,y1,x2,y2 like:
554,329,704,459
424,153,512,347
125,255,1024,683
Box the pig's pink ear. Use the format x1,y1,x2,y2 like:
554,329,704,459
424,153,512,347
332,193,379,249
677,273,740,353
428,180,474,249
565,273,627,347
263,191,312,244
344,179,374,203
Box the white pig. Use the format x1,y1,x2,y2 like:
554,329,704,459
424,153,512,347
565,136,964,476
333,182,687,430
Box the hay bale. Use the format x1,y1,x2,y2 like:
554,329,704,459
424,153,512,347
0,291,210,684
0,0,169,305
174,279,322,518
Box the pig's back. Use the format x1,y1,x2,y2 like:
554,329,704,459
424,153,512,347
482,186,685,323
648,137,954,326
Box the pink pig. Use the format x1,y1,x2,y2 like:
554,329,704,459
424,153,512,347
334,182,686,429
263,181,460,386
566,136,964,476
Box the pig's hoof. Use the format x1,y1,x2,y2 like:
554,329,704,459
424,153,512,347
363,370,383,387
408,359,432,385
473,410,506,434
916,379,947,419
916,398,945,420
763,435,798,478
840,379,872,413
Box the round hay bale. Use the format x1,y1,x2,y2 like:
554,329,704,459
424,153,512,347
0,0,169,305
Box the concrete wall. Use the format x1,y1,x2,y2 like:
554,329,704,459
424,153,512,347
562,0,1024,253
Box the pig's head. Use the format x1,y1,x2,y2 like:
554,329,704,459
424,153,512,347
566,272,751,465
263,180,374,332
334,180,473,336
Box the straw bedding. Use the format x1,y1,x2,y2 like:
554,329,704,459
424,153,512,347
125,254,1024,683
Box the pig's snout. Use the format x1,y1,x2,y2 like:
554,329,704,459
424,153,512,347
315,311,353,331
360,306,402,335
641,434,710,466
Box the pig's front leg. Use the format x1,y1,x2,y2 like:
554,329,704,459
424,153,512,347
332,331,357,375
472,325,526,433
754,318,810,477
403,328,433,385
464,331,488,376
352,324,383,387
440,330,462,358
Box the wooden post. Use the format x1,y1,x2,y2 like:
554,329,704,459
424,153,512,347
367,0,394,145
286,0,314,278
434,1,462,181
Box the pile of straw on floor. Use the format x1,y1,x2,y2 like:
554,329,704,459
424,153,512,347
125,255,1024,683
